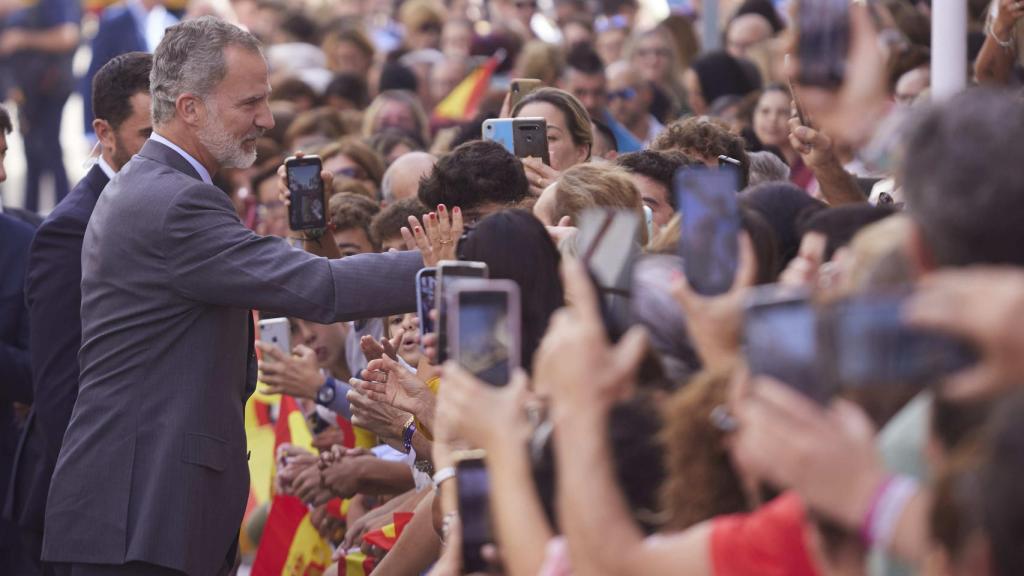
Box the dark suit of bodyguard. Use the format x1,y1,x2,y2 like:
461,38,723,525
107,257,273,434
42,18,422,575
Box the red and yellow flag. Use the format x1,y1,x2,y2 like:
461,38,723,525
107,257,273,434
361,512,415,552
337,551,377,576
251,495,332,576
432,55,501,122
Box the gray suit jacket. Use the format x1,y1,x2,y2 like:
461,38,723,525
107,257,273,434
42,140,422,574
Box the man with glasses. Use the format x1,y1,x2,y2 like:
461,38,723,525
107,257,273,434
607,60,664,148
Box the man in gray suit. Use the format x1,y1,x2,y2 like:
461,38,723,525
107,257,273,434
42,17,424,576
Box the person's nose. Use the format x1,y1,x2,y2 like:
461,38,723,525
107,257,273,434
255,100,275,131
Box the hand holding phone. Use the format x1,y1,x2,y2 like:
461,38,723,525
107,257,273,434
258,317,291,357
285,154,326,231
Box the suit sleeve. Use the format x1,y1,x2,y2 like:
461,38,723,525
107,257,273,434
162,183,421,323
0,320,31,403
24,214,88,459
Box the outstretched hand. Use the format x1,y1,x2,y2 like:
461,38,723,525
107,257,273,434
350,354,434,419
401,204,464,267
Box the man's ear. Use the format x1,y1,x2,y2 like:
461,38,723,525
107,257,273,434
176,93,203,127
93,118,114,150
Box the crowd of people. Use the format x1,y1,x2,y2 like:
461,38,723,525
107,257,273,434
2,0,1024,575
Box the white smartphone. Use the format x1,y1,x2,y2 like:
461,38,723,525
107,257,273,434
258,317,291,356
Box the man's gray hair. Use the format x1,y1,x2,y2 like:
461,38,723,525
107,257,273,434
150,16,263,125
746,150,790,187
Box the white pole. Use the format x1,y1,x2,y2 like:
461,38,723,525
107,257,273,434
931,0,968,100
703,0,720,52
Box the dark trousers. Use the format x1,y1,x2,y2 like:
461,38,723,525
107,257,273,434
18,90,70,213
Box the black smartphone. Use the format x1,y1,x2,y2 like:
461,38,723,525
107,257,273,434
743,286,834,404
821,294,979,389
448,279,521,387
436,260,489,364
676,166,741,296
795,0,850,89
416,267,437,338
285,155,326,231
454,449,492,574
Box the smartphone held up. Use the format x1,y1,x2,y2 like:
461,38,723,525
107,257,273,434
285,155,326,231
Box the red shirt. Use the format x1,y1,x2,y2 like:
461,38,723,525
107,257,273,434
710,492,820,576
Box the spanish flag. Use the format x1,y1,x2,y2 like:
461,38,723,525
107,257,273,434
361,512,414,552
275,395,316,454
432,54,501,122
325,497,351,521
251,495,333,576
337,551,377,576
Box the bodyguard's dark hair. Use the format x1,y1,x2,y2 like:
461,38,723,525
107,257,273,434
93,52,153,129
902,89,1024,267
417,140,529,220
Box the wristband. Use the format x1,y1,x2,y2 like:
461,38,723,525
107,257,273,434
860,474,919,547
433,466,456,487
402,416,416,454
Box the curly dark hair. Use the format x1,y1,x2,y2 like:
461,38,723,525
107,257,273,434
370,197,427,246
417,140,530,221
616,150,696,210
652,116,751,189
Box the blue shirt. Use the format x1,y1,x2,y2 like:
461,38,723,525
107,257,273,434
149,132,214,185
603,110,644,153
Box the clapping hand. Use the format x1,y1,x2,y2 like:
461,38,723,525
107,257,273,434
352,355,434,418
402,204,464,267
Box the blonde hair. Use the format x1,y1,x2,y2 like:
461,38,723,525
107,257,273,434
555,163,648,244
399,0,445,31
516,40,565,86
321,25,375,72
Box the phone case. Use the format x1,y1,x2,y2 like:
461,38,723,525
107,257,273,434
482,119,515,156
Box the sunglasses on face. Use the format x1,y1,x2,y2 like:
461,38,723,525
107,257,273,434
608,87,637,102
635,47,670,59
515,0,537,9
419,21,442,33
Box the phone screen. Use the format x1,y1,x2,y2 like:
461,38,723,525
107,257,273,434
457,458,492,573
826,296,978,388
455,290,514,386
796,0,849,89
286,159,326,231
744,290,833,404
416,268,437,337
676,167,740,296
437,263,489,363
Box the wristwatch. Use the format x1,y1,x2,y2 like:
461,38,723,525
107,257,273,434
316,377,336,406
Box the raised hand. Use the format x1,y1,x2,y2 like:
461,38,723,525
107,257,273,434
350,354,434,419
401,204,464,267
